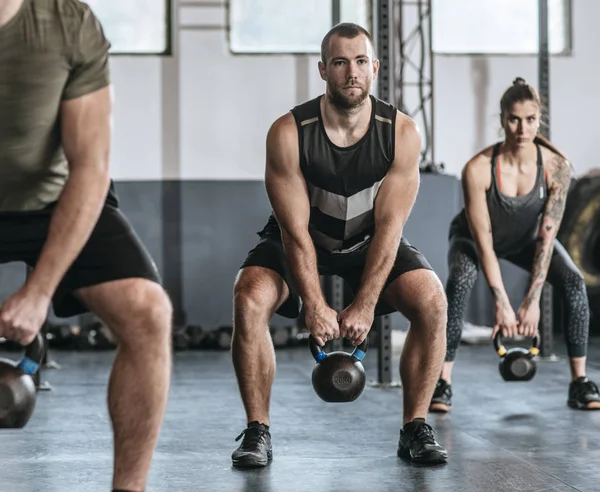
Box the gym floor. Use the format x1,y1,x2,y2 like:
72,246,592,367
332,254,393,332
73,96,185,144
2,338,600,492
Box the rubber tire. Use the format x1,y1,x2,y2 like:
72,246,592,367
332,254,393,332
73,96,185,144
558,174,600,318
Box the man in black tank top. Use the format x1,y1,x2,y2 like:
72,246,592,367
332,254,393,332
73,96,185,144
232,23,448,467
430,79,600,414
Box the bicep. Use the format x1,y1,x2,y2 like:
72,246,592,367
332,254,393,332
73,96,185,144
463,170,494,249
60,86,112,171
264,123,310,235
374,116,421,228
373,159,419,228
542,158,571,228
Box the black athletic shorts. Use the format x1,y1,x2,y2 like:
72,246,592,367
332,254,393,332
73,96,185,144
240,232,432,318
0,202,161,318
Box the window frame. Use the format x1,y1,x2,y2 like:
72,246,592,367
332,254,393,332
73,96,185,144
93,0,173,57
431,0,572,57
227,0,373,56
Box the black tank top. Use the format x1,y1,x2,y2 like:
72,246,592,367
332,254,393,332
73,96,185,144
262,95,397,254
449,142,547,256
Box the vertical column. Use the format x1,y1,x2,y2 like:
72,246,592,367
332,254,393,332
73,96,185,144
161,0,187,328
538,0,554,357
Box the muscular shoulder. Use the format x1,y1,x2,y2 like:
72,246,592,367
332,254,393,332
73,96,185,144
540,146,571,187
540,145,570,172
267,112,298,147
394,111,420,144
462,147,494,189
391,111,421,168
266,112,299,170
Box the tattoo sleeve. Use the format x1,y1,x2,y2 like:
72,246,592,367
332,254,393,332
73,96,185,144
491,286,510,309
525,155,570,307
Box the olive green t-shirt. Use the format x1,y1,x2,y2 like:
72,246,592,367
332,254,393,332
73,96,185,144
0,0,111,211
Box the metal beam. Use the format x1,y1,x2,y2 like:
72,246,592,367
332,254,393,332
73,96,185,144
332,0,341,25
538,0,550,139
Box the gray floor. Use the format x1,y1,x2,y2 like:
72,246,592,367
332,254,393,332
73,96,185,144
2,337,600,492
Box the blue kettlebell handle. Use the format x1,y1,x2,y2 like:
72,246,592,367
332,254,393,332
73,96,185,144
308,335,369,363
16,332,45,375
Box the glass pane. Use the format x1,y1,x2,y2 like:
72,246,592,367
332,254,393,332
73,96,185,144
341,0,371,27
87,0,169,54
229,0,371,54
432,0,568,55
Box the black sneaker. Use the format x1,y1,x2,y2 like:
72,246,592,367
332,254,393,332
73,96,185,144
397,418,448,465
568,377,600,410
429,379,452,413
231,421,273,468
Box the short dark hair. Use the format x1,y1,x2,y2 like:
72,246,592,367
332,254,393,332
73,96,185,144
320,22,375,63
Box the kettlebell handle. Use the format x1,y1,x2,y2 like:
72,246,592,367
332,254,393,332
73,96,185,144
17,333,45,375
308,335,368,363
493,331,541,358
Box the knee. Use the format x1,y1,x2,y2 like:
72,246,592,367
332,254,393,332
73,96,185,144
448,261,478,289
234,279,265,315
120,283,173,343
408,285,447,334
425,288,448,327
233,274,275,332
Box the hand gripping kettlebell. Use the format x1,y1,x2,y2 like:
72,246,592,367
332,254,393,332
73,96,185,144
309,335,368,403
0,333,45,428
493,331,540,382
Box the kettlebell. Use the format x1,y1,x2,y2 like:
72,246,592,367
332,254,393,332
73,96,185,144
309,335,368,403
0,333,45,428
493,331,540,382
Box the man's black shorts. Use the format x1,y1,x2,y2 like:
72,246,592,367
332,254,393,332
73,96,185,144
0,203,161,317
240,232,432,318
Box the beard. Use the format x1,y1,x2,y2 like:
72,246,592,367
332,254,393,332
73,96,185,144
327,82,370,111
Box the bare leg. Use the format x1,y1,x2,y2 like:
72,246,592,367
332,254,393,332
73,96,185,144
383,269,447,424
570,357,586,380
77,278,172,492
232,267,289,426
440,361,455,384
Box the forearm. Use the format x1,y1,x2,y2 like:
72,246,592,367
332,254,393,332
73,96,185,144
524,159,569,305
478,248,510,305
27,166,111,296
280,230,326,310
354,228,401,311
525,236,555,305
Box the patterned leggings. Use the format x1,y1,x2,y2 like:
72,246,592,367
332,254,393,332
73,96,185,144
445,236,589,361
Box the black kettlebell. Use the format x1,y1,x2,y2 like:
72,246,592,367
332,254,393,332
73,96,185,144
0,333,45,428
493,331,540,382
309,335,368,403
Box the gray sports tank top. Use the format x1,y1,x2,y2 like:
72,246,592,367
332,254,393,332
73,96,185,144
449,142,547,256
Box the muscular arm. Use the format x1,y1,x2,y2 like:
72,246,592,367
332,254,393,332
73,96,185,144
264,114,326,310
353,115,421,311
523,153,571,308
26,87,112,297
462,159,511,308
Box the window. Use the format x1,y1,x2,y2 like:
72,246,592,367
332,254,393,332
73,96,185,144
432,0,570,55
87,0,170,55
229,0,371,54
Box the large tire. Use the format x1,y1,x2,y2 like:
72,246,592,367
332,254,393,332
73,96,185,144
558,174,600,317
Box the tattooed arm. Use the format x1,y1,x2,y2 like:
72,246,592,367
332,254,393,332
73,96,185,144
523,153,571,308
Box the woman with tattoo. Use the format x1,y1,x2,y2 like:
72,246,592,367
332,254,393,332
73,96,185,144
429,78,600,412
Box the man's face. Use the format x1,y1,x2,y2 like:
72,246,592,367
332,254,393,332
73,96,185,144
319,34,379,111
